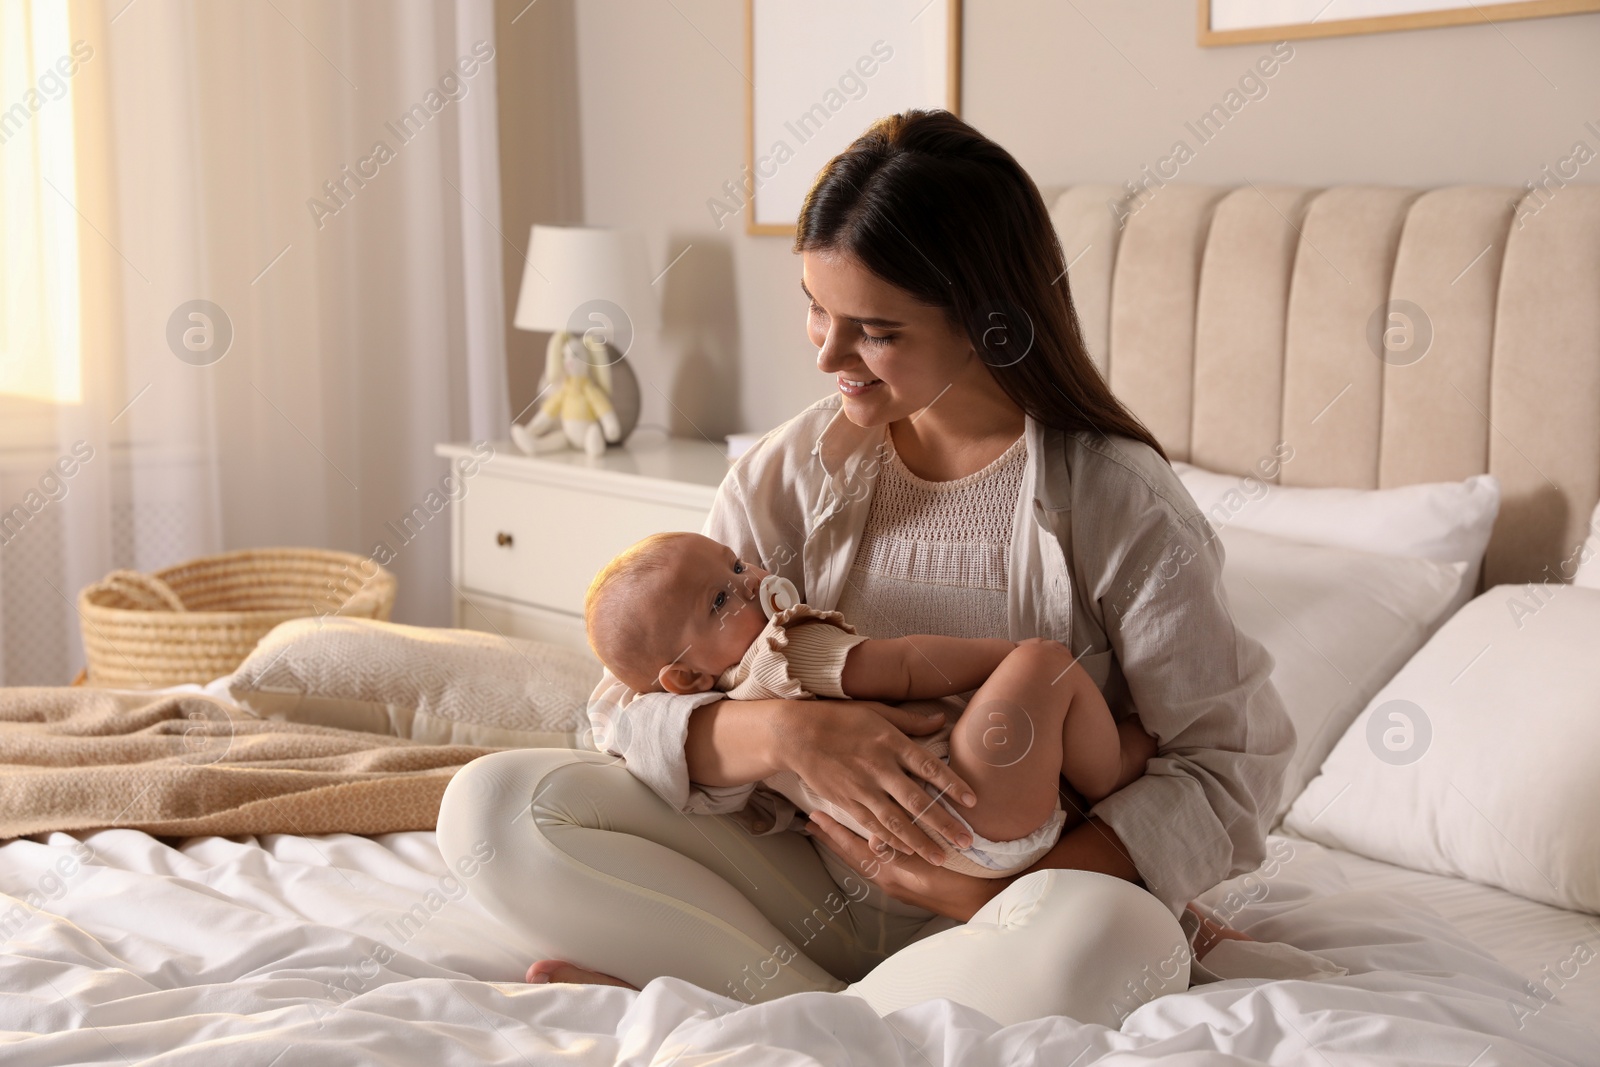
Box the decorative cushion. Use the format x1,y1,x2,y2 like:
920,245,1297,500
1214,526,1468,822
229,617,602,749
1283,584,1600,914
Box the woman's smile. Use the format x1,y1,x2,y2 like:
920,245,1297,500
837,373,882,396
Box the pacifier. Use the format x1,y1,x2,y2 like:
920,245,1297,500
757,574,801,620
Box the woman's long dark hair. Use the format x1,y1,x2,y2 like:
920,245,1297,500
794,109,1168,462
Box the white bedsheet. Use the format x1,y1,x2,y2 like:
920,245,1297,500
3,824,1597,1065
1306,833,1600,1019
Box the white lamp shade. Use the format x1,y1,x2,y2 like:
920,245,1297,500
513,225,660,342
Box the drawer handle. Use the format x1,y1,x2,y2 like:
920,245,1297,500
496,531,514,548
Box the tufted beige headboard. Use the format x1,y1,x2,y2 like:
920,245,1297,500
1049,183,1600,592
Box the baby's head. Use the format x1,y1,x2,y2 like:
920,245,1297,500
585,532,773,695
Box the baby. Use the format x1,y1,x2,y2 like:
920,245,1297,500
585,531,1157,878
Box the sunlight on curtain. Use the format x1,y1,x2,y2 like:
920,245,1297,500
0,0,83,405
0,0,508,685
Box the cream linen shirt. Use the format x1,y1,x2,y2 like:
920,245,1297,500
586,394,1296,915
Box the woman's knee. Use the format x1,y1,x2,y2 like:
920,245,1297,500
994,869,1189,1023
846,868,1188,1027
436,748,693,964
436,748,616,897
437,748,857,998
441,746,593,833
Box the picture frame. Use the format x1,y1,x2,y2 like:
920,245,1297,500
1198,0,1600,46
742,0,962,236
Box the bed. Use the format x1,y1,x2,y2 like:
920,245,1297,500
2,825,1594,1064
5,180,1599,1064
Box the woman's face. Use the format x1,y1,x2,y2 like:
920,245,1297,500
801,249,981,427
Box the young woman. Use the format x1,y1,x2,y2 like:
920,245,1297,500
437,109,1294,1025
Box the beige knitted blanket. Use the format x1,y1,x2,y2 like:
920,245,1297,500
0,687,505,840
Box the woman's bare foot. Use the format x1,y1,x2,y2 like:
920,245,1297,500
526,959,639,989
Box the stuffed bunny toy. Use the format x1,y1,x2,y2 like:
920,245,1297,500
511,329,623,458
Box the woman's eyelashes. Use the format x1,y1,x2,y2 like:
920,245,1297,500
809,301,895,348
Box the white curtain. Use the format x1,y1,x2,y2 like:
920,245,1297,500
0,0,508,685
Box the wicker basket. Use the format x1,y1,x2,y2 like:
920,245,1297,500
78,548,396,689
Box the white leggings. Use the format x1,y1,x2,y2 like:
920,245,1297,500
436,748,1189,1028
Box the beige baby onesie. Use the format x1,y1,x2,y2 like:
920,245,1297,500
715,604,1067,879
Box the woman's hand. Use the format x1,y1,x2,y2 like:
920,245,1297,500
804,810,1004,921
773,699,979,866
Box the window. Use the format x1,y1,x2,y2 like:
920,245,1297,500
1,0,82,404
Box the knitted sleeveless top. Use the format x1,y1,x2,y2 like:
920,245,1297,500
834,429,1026,640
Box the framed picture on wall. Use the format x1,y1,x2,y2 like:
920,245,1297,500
1199,0,1600,45
740,0,962,236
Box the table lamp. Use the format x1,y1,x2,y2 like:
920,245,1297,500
510,225,658,456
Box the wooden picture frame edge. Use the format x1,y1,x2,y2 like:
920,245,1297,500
745,0,964,237
947,0,964,115
1198,0,1600,46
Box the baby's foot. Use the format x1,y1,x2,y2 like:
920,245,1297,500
526,959,639,989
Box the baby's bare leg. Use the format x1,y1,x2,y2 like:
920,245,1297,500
944,641,1120,843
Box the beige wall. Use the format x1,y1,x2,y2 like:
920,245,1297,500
493,0,583,419
496,0,1600,439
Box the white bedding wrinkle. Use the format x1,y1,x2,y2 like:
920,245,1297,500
2,829,1595,1065
1318,842,1600,1016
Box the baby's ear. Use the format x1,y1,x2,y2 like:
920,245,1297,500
658,663,714,695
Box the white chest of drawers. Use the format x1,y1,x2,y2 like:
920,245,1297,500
435,434,730,656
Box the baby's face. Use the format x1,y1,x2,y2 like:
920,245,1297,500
658,534,773,685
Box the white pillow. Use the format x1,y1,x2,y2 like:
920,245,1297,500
1214,526,1468,822
1283,583,1600,914
230,617,602,749
1572,500,1600,588
1173,461,1499,609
